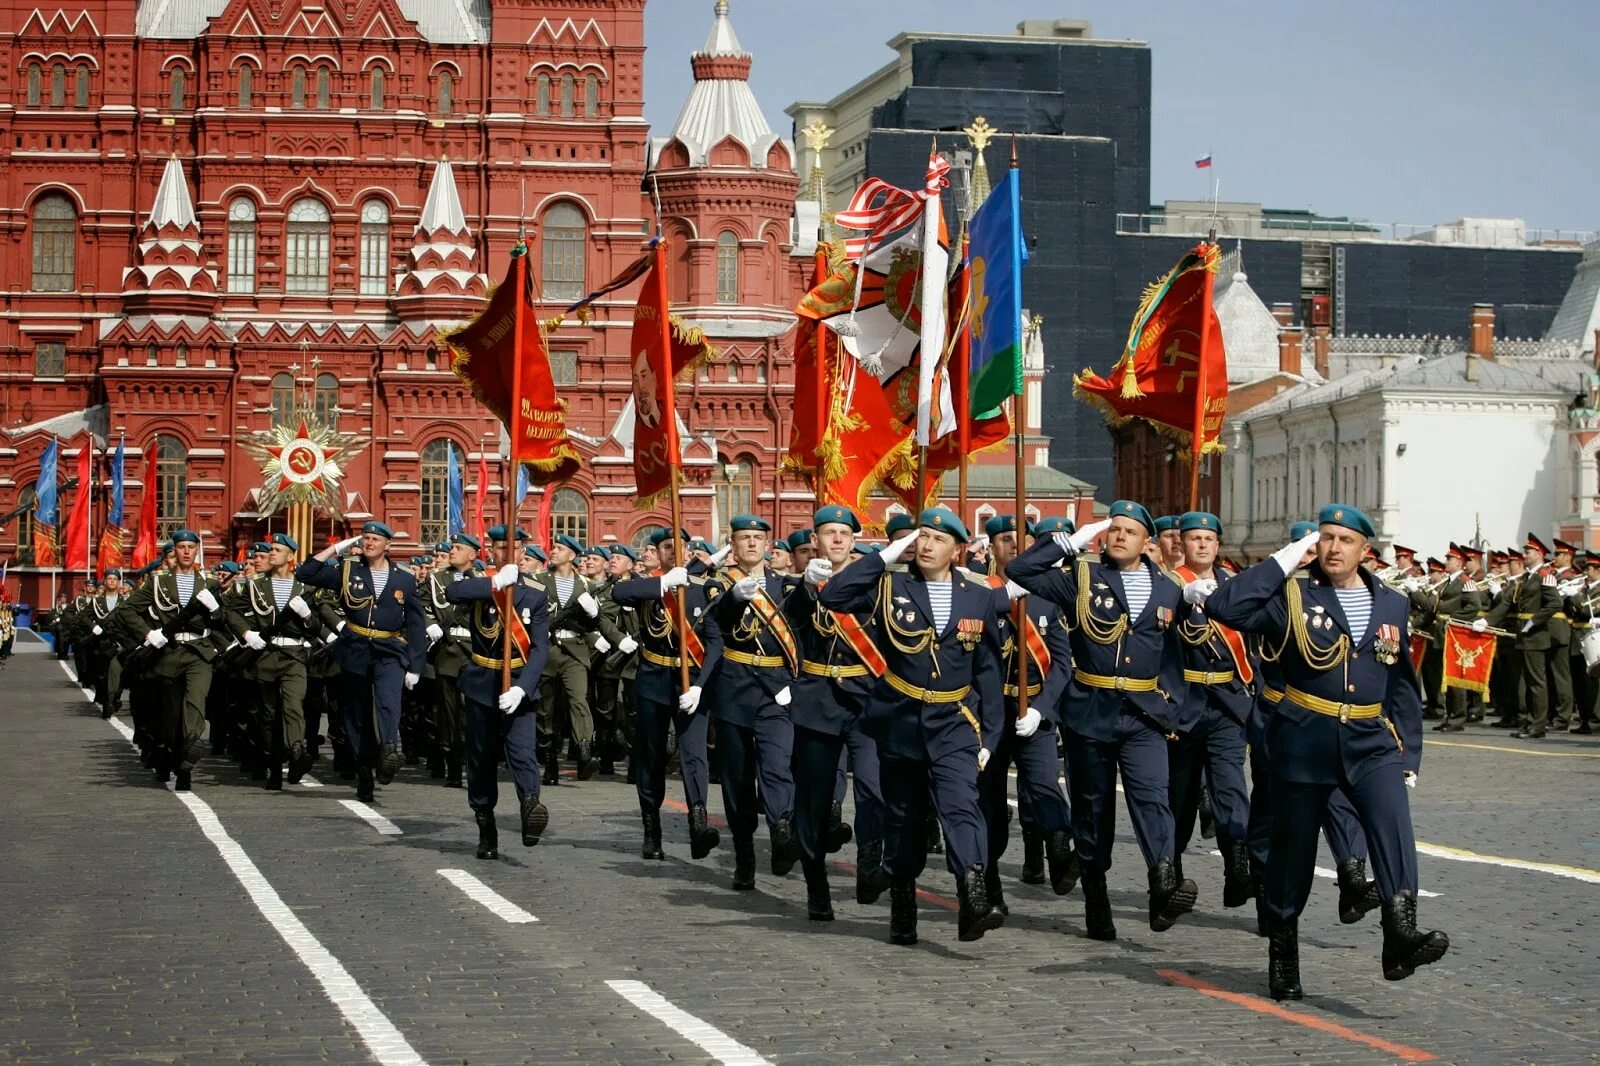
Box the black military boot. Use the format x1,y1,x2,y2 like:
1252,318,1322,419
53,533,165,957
826,801,853,853
925,811,944,855
1268,919,1304,1001
1046,829,1081,896
1019,826,1047,885
1081,873,1116,940
983,865,1008,920
377,742,402,785
1198,787,1217,839
689,804,721,859
173,768,192,792
444,756,462,789
356,766,376,803
595,730,616,776
517,794,549,846
888,880,918,946
640,808,665,860
286,740,313,784
1223,840,1255,909
1254,876,1270,937
428,752,445,779
265,762,283,791
1337,856,1381,924
803,859,834,922
575,740,600,781
732,837,756,891
475,810,498,860
1380,891,1450,981
541,741,560,786
181,734,207,773
958,865,1003,942
855,840,890,905
770,818,799,876
1148,858,1199,932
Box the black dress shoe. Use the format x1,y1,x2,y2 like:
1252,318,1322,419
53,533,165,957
475,810,498,860
1439,724,1465,733
181,734,207,772
520,796,549,846
1268,921,1304,1001
888,880,918,946
983,865,1009,920
287,741,313,784
1148,858,1198,932
445,757,462,788
1571,723,1595,734
1511,730,1546,740
377,743,401,785
640,808,665,860
1381,891,1450,980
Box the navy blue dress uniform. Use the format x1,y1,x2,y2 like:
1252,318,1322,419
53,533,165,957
610,528,726,862
1020,515,1080,884
1168,512,1255,908
782,506,887,920
707,515,801,889
420,533,481,787
1008,500,1197,942
973,514,1080,918
1205,504,1447,1000
444,571,551,858
817,507,1006,944
295,522,428,801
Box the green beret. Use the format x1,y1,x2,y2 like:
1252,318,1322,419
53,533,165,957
171,529,200,545
1318,504,1374,538
610,544,640,562
647,527,690,547
813,505,860,533
1178,512,1222,538
786,528,814,548
450,533,481,552
585,545,611,559
554,534,584,555
362,521,394,539
1153,515,1180,534
919,506,969,543
884,514,915,538
1033,517,1075,536
1108,501,1154,536
1289,521,1317,540
730,514,771,534
983,514,1036,538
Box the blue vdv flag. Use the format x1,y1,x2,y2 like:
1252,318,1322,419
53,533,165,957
446,444,465,537
107,437,126,527
35,437,60,525
966,167,1028,417
516,464,531,507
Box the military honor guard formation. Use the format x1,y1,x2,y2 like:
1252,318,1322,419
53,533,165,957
54,496,1519,1003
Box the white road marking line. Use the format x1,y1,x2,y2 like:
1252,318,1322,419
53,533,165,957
437,869,538,924
1415,842,1600,885
298,774,324,789
605,980,771,1066
1203,848,1441,897
72,661,429,1065
340,799,403,836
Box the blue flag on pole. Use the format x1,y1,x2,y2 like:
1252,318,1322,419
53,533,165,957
966,168,1028,417
516,464,531,507
107,437,126,527
35,438,59,525
447,444,464,537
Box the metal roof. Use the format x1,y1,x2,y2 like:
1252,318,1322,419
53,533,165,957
135,0,490,42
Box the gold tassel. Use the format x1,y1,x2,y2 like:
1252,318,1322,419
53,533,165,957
1119,356,1141,399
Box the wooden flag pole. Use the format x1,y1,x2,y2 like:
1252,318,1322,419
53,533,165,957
955,232,972,531
500,246,527,695
1189,231,1217,513
1008,140,1029,723
657,242,693,695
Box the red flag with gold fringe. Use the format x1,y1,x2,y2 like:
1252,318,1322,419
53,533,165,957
629,241,683,507
1441,622,1497,694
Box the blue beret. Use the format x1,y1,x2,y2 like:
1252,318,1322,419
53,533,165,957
772,539,792,553
813,505,860,533
362,521,394,539
217,561,242,574
610,544,640,562
919,506,970,543
410,556,426,566
1108,501,1154,535
250,541,271,554
1289,521,1317,540
690,539,713,554
472,559,487,572
524,544,547,562
486,524,530,542
103,568,123,579
585,545,611,559
1178,512,1222,538
884,514,915,538
730,514,771,534
271,533,300,552
648,527,691,547
554,534,584,555
1318,503,1374,538
1153,515,1180,534
983,514,1036,538
786,528,814,548
171,529,200,545
433,541,451,553
1033,516,1076,536
450,533,481,551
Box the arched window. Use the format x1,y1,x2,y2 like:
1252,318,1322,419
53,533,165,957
632,525,665,551
535,73,550,116
551,487,588,545
226,198,256,293
714,460,752,541
17,481,37,556
75,65,90,108
291,66,306,109
314,373,339,427
436,70,453,115
284,198,330,293
369,68,384,109
358,199,389,295
755,359,768,384
269,372,296,426
26,64,41,107
540,202,585,300
236,65,253,109
419,439,465,546
145,343,159,366
155,434,187,540
50,65,65,107
169,68,185,109
31,194,77,292
315,66,330,109
727,360,740,384
174,343,189,368
716,231,739,304
584,73,599,117
559,73,574,117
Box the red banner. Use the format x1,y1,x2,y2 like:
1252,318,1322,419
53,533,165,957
449,248,581,486
98,526,126,576
1074,242,1228,458
1442,623,1497,695
629,242,683,506
1409,633,1429,673
917,257,1010,509
63,443,91,570
131,451,159,568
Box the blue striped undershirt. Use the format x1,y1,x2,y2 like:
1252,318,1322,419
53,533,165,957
1334,586,1373,644
924,580,953,633
1121,568,1152,621
554,576,576,606
174,573,195,607
270,576,295,610
370,568,390,598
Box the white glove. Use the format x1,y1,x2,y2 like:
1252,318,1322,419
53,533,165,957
498,686,525,714
659,567,689,594
1471,617,1488,633
1521,620,1533,634
286,595,312,619
196,589,220,612
804,558,833,588
1403,771,1417,790
92,624,103,636
618,635,639,654
1015,706,1042,737
333,535,362,554
878,531,918,565
1402,576,1425,593
977,747,992,771
593,635,612,655
1005,579,1029,602
1487,579,1503,595
1183,578,1218,605
1271,532,1322,577
1068,519,1113,553
492,563,520,590
404,671,420,690
775,685,792,707
425,623,444,643
144,629,168,650
708,543,733,566
733,575,761,602
324,630,340,645
243,630,267,652
1559,579,1584,597
678,685,702,714
578,591,600,618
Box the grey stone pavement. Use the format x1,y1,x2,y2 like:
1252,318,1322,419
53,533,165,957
1,642,1597,1065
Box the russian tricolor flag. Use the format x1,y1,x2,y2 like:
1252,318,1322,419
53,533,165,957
1194,154,1212,169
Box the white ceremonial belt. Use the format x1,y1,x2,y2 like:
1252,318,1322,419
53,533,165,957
555,629,579,640
172,630,209,643
270,636,308,648
448,626,471,638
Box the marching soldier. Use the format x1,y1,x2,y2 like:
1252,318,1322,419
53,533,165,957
296,522,427,802
787,529,815,571
1549,538,1581,732
1203,505,1446,1001
1154,515,1184,571
422,533,481,787
531,534,602,783
592,544,643,777
1567,552,1600,733
84,570,128,718
1482,534,1561,739
1416,545,1492,732
446,559,552,859
1009,503,1196,941
816,507,1006,945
